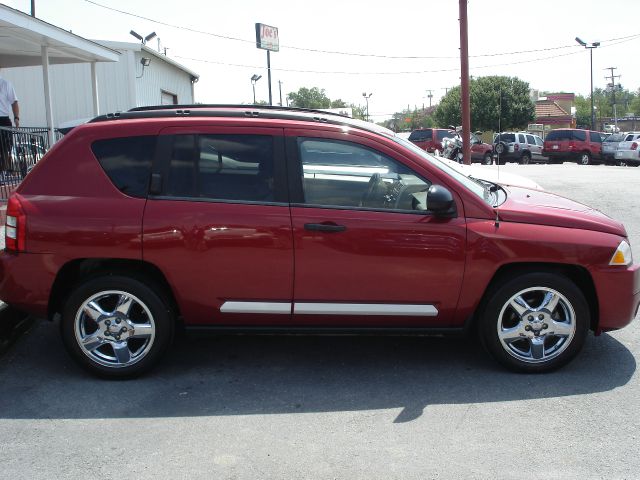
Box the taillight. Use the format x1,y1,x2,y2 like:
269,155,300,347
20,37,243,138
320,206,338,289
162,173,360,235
514,143,519,151
5,194,26,252
631,142,638,150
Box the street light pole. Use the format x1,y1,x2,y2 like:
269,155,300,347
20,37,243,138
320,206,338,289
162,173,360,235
250,74,262,104
362,92,372,121
575,37,600,130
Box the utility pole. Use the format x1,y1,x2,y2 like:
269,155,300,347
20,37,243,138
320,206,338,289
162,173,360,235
278,80,283,106
426,89,433,107
459,0,471,165
30,0,35,16
605,67,621,130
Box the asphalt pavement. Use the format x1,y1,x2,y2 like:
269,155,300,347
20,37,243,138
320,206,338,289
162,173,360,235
0,163,639,480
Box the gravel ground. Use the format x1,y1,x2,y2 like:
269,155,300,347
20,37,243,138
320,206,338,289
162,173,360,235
0,163,639,480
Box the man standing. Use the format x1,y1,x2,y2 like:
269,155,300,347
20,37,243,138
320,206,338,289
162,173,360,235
0,70,20,172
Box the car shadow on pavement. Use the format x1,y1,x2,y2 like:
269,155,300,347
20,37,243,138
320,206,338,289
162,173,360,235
0,320,635,423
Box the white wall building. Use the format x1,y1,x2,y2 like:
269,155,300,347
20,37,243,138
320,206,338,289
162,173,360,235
2,41,199,128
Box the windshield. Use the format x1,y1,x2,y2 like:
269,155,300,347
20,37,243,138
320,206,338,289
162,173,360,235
391,135,490,202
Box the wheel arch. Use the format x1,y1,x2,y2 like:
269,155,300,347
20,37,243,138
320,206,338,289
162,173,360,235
473,262,599,332
48,258,181,323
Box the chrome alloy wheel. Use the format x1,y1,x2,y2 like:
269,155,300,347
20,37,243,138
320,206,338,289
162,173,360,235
496,287,576,364
74,290,156,369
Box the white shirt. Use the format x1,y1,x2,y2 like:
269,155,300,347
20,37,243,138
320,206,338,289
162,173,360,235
0,76,18,117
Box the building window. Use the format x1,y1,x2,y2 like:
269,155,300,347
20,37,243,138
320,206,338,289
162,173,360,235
161,90,178,105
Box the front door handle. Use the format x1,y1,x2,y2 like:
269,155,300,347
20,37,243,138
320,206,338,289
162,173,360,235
304,223,347,233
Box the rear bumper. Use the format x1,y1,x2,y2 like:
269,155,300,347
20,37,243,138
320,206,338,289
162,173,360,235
593,262,640,332
614,151,640,162
0,251,57,318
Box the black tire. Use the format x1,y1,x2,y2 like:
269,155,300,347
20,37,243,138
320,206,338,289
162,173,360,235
479,272,589,373
61,275,174,378
520,152,531,165
495,142,507,155
578,152,591,165
482,152,493,165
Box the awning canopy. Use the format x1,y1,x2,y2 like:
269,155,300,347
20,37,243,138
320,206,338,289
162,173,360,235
0,4,120,67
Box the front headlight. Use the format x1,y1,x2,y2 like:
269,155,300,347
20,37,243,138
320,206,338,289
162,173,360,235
609,240,633,266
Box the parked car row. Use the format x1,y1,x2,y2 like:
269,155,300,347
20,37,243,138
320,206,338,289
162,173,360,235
408,127,640,167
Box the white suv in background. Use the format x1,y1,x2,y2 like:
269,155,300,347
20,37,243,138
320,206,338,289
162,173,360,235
493,132,547,164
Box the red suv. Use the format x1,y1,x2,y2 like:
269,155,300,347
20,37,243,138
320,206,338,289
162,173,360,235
1,106,638,378
542,129,604,165
410,128,493,164
408,128,454,155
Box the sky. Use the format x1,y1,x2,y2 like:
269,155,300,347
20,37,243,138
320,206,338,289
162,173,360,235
4,0,639,120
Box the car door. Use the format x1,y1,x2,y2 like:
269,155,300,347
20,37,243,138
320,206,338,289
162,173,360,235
142,126,294,326
534,136,546,161
588,131,603,159
285,128,467,327
526,134,541,161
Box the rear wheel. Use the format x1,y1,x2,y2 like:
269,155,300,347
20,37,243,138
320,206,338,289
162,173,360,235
579,152,591,165
61,275,174,378
479,272,589,373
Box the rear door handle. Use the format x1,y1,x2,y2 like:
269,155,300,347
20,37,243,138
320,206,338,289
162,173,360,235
304,223,347,233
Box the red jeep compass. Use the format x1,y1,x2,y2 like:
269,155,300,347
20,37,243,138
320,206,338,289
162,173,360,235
1,106,638,378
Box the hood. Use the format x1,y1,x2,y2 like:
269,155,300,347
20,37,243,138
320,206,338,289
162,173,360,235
497,186,626,237
446,161,544,190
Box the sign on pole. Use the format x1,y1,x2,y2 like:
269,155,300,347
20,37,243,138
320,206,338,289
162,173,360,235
255,23,279,52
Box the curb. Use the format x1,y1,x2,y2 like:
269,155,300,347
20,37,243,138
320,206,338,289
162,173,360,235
0,302,34,356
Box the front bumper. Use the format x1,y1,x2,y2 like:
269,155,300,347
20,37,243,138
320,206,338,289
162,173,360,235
593,262,640,332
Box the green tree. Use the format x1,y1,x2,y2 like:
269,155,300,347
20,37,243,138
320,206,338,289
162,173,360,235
287,87,334,109
434,76,535,131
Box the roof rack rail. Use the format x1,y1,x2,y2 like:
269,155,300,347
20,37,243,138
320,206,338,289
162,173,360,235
127,104,350,118
87,104,393,138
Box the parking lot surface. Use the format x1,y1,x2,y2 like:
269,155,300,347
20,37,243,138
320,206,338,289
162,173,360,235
0,163,639,480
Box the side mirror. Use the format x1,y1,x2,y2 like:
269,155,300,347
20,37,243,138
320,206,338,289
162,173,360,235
427,185,456,217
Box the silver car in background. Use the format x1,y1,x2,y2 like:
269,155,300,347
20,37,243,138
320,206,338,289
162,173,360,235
614,132,640,166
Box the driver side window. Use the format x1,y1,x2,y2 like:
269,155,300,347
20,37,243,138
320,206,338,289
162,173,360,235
298,138,431,212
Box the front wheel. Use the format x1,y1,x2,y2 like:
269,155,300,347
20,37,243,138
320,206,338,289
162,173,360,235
520,153,531,165
61,275,174,378
479,272,589,373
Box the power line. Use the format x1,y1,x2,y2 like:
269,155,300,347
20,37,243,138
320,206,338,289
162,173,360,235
172,33,639,76
82,0,640,61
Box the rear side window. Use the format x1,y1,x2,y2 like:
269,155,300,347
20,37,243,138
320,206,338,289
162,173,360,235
165,134,275,202
545,130,571,141
572,130,586,141
92,136,155,198
526,135,535,144
409,130,432,141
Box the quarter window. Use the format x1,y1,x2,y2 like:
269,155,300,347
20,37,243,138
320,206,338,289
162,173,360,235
298,138,431,213
165,134,276,202
92,136,155,198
